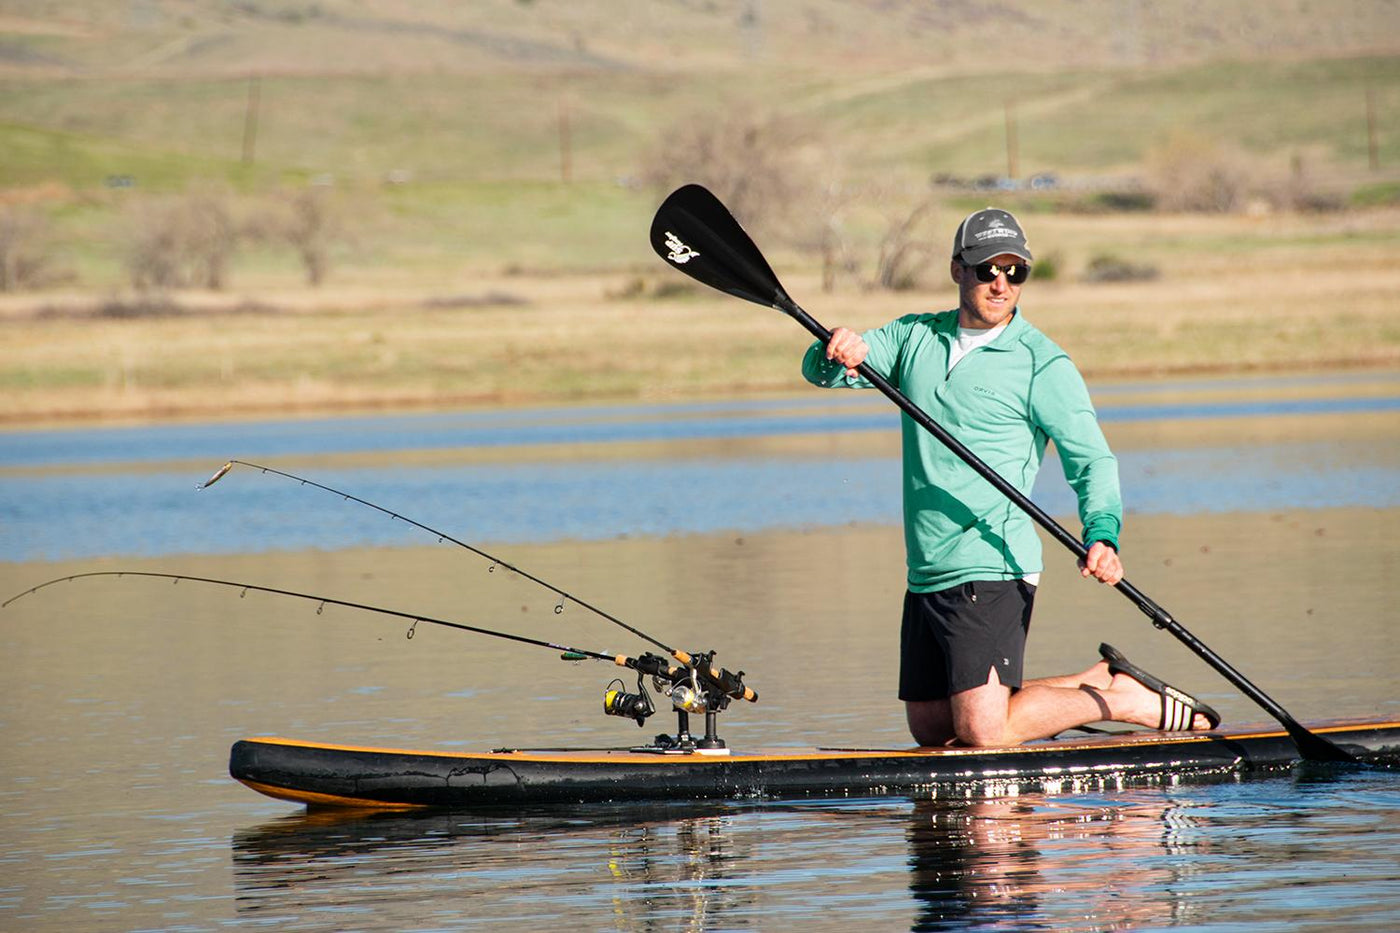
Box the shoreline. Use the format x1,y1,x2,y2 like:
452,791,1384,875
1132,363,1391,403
3,357,1397,433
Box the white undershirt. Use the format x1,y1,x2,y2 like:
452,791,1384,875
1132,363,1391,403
947,320,1009,374
946,320,1040,586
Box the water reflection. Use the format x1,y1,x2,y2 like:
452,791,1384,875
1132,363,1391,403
232,802,758,931
906,795,1207,930
231,794,1224,931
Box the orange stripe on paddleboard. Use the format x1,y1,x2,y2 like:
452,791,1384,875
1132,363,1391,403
236,777,429,810
237,719,1400,766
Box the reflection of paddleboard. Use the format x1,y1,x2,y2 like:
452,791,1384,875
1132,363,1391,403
231,718,1400,810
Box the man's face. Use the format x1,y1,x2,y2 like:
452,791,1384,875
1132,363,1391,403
951,253,1026,329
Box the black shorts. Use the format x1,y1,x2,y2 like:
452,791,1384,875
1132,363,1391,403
898,580,1037,701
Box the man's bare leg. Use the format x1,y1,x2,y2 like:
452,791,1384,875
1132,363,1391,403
906,698,954,746
1027,659,1112,691
907,662,1213,747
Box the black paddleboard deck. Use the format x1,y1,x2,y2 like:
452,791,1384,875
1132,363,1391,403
228,718,1400,810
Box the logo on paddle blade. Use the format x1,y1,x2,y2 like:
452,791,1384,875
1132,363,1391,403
664,232,700,265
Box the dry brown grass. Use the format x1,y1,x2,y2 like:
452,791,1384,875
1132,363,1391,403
2,207,1397,427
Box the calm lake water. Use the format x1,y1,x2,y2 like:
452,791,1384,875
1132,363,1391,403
2,370,1399,931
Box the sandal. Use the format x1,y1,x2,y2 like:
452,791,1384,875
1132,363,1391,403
1098,643,1221,732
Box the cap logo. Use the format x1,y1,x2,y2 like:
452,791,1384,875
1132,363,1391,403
957,210,1031,262
664,232,700,265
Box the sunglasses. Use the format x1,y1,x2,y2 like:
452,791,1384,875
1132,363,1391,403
965,261,1030,284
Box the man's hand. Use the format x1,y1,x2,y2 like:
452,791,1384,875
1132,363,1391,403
1079,541,1123,585
825,327,869,378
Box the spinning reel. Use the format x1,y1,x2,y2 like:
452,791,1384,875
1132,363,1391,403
600,650,749,752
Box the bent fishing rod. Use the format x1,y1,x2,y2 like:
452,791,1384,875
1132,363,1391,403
649,182,1355,764
2,571,752,729
4,570,639,661
197,459,755,704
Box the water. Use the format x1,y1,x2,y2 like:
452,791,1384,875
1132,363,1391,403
2,370,1399,931
225,781,1400,931
4,378,1400,562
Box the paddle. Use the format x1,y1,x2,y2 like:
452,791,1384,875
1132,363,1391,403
649,183,1356,764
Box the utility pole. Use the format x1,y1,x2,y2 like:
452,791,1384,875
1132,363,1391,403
558,97,573,185
1367,84,1380,171
1004,100,1019,180
242,75,261,166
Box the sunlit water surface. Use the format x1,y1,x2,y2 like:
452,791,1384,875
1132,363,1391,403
2,373,1399,931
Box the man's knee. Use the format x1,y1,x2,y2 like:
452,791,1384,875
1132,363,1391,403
950,676,1011,747
952,721,1007,747
906,700,953,747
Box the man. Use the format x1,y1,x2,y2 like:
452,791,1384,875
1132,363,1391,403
802,207,1219,747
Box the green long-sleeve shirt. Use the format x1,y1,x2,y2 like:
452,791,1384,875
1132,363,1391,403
802,308,1121,593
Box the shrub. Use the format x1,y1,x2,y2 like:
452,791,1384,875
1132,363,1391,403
1073,190,1156,214
1350,181,1400,208
1146,132,1250,213
1081,254,1159,283
1030,252,1060,282
606,276,697,301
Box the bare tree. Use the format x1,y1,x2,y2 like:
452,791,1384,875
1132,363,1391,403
641,107,824,240
123,183,239,291
1147,132,1251,213
873,197,938,291
281,187,339,287
183,184,237,289
0,206,58,292
788,178,858,293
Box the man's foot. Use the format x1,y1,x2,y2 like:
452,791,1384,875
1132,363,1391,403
1098,643,1221,732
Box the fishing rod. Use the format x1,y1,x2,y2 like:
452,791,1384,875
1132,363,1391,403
199,459,680,657
2,570,749,740
201,456,756,697
198,460,756,738
3,570,639,662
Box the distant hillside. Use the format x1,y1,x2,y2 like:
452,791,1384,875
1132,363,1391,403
2,0,1399,79
0,0,1396,289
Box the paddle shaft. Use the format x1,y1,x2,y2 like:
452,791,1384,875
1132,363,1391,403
782,303,1351,760
648,183,1351,762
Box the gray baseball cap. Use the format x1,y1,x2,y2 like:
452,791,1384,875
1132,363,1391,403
952,208,1033,265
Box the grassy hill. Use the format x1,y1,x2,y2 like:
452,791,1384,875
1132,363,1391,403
3,50,1397,280
0,2,1397,422
4,0,1399,77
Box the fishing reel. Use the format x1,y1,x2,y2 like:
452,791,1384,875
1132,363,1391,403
599,649,755,753
602,673,656,726
601,660,713,727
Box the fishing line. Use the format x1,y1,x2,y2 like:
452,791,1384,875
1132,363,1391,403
199,459,677,656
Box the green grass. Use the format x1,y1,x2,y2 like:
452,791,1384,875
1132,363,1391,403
5,54,1396,191
819,56,1400,180
1353,180,1400,206
1,45,1398,290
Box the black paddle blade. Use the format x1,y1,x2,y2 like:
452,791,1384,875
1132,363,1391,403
1287,723,1360,763
650,184,797,314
